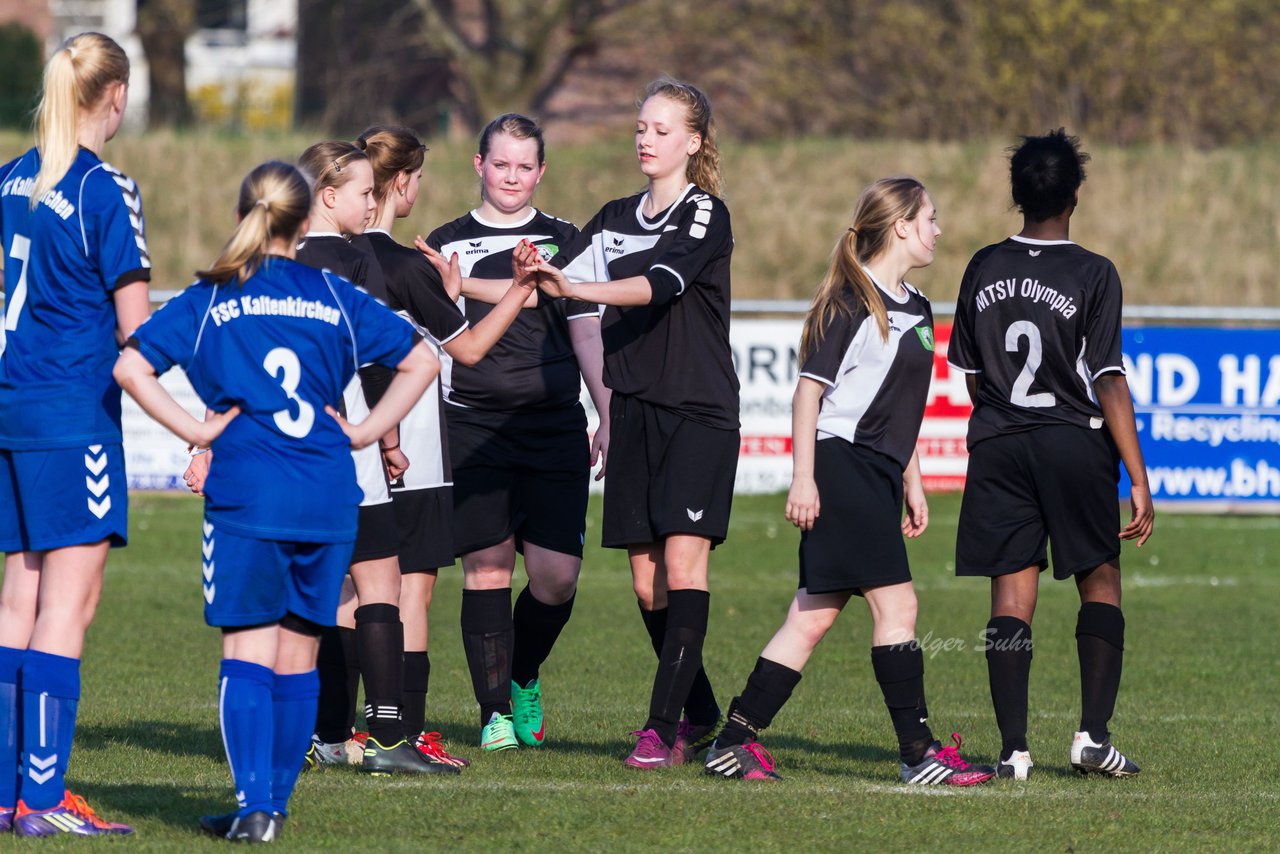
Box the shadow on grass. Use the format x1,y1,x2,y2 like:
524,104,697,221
77,719,224,762
66,780,234,833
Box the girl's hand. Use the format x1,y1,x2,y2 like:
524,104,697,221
183,449,211,495
589,421,609,481
785,476,820,530
529,259,573,299
902,480,929,538
510,239,542,292
190,407,240,448
417,241,463,300
382,445,410,481
325,405,375,450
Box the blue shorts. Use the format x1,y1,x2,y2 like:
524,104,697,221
0,444,128,552
201,516,354,628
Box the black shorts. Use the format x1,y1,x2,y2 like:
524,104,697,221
601,394,738,550
799,439,911,595
351,501,399,564
956,425,1121,581
447,404,590,558
391,486,456,573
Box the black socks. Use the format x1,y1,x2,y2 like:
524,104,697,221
355,603,404,745
461,588,513,726
510,585,575,689
401,651,430,739
716,657,802,749
314,626,359,744
1076,602,1124,743
639,602,720,728
985,616,1033,759
871,642,933,766
643,589,710,747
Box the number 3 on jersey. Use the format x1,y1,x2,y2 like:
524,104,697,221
1005,320,1056,408
2,234,32,352
263,347,316,437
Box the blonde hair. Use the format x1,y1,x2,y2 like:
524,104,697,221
800,177,927,360
196,161,311,285
32,32,130,208
642,77,722,196
299,140,367,197
357,126,426,218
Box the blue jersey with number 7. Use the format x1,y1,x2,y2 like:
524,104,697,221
131,257,417,542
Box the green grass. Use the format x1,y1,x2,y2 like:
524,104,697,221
49,493,1280,850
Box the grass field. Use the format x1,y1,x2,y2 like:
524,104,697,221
45,492,1279,851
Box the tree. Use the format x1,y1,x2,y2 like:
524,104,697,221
136,0,196,128
0,23,42,129
409,0,638,133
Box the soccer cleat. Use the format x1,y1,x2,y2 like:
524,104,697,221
415,731,471,768
996,749,1034,780
14,791,133,837
901,733,995,786
200,810,285,839
704,740,782,781
1071,731,1140,777
480,711,519,751
673,714,724,765
226,810,279,843
0,806,12,833
363,736,461,775
307,733,354,768
511,679,546,747
623,728,676,769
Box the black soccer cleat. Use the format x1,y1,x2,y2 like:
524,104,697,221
200,810,286,840
225,810,280,843
1070,731,1140,777
362,737,462,775
995,749,1033,780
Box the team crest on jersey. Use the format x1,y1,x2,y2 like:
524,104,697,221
915,326,935,351
536,243,558,262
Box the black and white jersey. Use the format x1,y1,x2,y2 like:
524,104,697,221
427,209,596,411
800,279,935,470
363,229,470,490
948,236,1125,448
553,183,739,430
295,232,395,507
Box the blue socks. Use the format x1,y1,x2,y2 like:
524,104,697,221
270,670,318,815
219,659,274,817
19,650,80,810
0,646,22,809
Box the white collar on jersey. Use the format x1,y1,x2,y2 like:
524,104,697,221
471,207,539,229
364,228,392,237
861,264,912,305
1010,235,1075,246
635,183,694,230
304,231,345,239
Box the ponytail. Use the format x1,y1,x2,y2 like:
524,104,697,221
32,32,129,208
196,161,311,285
356,126,426,219
642,77,722,196
799,177,927,359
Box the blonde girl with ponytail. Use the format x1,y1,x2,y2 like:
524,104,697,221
115,160,439,840
524,77,737,769
0,32,149,836
702,179,993,786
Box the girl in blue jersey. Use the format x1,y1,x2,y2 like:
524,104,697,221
114,161,438,842
697,179,992,786
523,78,735,769
0,32,150,837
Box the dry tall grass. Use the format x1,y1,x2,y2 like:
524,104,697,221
3,131,1275,306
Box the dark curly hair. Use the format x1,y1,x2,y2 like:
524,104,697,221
1009,128,1090,222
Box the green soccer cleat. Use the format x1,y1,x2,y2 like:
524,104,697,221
480,711,519,751
511,679,546,747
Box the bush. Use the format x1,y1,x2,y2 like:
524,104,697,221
0,23,42,130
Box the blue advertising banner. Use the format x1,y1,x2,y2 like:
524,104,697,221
1123,327,1280,507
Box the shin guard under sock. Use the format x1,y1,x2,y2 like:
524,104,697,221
639,603,720,727
871,642,933,765
510,586,575,688
356,603,405,745
270,670,319,815
985,616,1033,758
461,588,513,726
1076,602,1125,743
716,657,802,748
402,651,430,739
218,659,274,817
643,590,710,747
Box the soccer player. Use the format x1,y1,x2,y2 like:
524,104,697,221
700,178,994,786
948,129,1154,780
520,78,736,769
359,125,539,759
420,114,609,751
293,141,456,773
115,160,439,841
0,32,149,837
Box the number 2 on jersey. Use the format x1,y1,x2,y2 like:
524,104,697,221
263,347,316,437
1005,320,1056,408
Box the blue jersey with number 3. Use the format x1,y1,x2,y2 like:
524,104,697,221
132,258,417,542
0,147,151,449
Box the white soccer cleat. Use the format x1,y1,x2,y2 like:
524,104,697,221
996,749,1033,780
1070,731,1140,777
